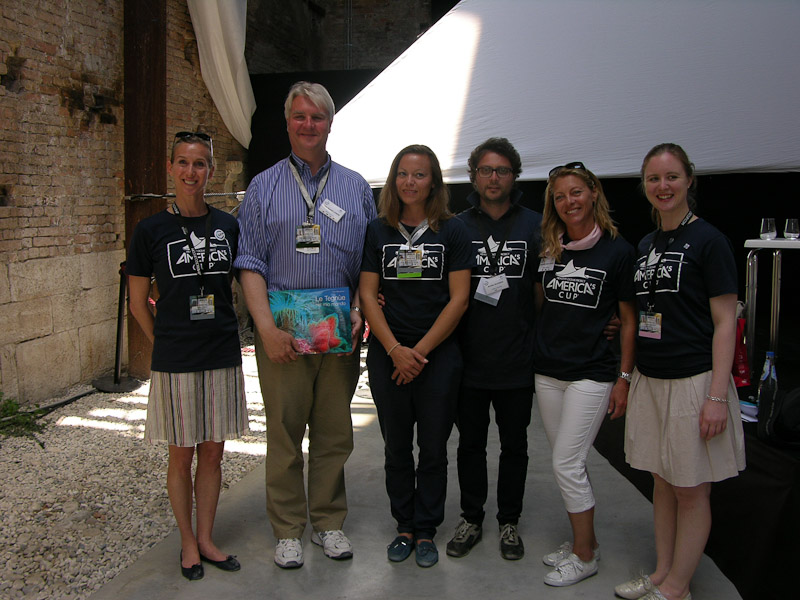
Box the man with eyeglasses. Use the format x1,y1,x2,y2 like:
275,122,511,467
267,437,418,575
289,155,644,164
446,137,542,561
235,81,376,569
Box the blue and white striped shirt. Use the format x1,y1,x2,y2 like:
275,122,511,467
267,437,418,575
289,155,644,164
234,153,376,293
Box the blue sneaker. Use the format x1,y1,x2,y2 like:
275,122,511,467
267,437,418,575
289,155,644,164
387,535,414,562
415,540,439,568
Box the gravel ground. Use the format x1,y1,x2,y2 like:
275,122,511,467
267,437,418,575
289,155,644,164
0,347,269,600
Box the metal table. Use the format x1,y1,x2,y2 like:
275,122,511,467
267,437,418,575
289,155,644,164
744,238,800,374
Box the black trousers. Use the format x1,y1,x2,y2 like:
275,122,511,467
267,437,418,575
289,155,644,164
455,384,534,526
367,336,461,539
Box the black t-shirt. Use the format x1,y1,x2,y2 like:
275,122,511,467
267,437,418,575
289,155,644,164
457,194,542,389
361,216,474,345
126,207,242,372
535,233,635,382
633,218,737,379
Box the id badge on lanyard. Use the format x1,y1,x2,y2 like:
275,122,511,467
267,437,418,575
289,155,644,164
289,157,329,254
397,220,429,278
296,223,321,254
397,246,423,278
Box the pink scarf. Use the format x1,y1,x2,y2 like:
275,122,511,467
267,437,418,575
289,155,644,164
560,223,602,251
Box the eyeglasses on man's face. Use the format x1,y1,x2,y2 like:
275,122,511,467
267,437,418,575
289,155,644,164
475,166,514,178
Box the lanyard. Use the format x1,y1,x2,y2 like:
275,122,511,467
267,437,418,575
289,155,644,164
398,219,429,248
645,210,693,310
473,205,518,276
288,156,330,224
172,203,212,296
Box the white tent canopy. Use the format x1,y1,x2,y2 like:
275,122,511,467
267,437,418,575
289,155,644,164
327,0,800,186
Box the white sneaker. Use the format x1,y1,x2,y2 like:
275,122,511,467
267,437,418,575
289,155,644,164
311,529,353,560
274,538,303,568
615,574,654,599
542,541,601,566
544,553,598,587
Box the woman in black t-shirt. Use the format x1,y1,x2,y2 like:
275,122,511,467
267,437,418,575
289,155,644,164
616,144,744,600
127,133,246,581
534,163,636,587
360,145,472,568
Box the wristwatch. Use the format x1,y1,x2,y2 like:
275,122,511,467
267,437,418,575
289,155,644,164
617,371,632,383
351,306,362,314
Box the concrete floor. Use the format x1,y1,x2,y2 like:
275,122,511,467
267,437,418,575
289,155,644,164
89,383,740,600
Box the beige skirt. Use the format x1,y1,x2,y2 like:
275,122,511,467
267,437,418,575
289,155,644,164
145,366,249,447
624,369,745,487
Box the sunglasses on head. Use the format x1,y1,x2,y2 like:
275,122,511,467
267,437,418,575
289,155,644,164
174,131,212,141
548,161,586,178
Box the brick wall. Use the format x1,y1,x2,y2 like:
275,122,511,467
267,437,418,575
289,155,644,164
0,1,125,404
0,0,244,405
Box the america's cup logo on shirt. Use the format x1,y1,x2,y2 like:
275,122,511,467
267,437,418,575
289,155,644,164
543,260,606,308
472,236,527,278
167,229,233,278
634,249,684,294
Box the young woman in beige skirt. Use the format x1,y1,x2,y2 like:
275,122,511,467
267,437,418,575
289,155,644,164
618,143,745,600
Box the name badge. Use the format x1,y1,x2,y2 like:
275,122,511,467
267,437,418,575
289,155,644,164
319,199,345,223
190,294,215,320
296,223,321,254
397,248,423,278
538,256,555,272
638,310,662,339
483,273,509,295
474,276,501,306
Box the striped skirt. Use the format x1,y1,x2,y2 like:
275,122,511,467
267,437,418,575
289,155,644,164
145,366,249,447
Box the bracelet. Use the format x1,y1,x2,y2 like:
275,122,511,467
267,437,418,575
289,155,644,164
351,306,361,314
617,371,632,383
386,342,401,356
706,394,729,404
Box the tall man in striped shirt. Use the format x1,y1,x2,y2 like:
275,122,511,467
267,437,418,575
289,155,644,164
236,81,376,569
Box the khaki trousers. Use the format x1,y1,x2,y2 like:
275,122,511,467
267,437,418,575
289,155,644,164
255,333,359,538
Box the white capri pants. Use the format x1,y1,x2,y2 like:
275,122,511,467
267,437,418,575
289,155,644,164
535,375,613,513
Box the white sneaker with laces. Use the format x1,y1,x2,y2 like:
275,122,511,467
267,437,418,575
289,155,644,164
544,552,598,587
274,538,303,568
542,541,601,566
312,529,353,559
615,574,654,599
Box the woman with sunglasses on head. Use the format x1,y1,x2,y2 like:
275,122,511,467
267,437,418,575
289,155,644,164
127,132,248,581
534,162,636,587
615,144,744,600
359,144,473,568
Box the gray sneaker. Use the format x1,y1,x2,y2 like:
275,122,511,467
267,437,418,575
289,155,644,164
445,518,482,557
499,523,524,560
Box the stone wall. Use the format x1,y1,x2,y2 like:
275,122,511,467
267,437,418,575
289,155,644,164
0,0,243,405
0,1,125,404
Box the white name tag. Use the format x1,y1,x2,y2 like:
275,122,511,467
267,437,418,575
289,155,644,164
319,199,345,223
474,276,502,306
483,273,509,294
538,256,555,272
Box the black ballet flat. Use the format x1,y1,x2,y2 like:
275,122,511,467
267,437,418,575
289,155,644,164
180,551,204,581
200,553,241,571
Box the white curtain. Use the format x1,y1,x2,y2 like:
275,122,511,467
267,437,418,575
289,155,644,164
187,0,256,148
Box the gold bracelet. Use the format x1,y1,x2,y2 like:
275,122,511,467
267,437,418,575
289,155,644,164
705,394,728,404
387,342,401,356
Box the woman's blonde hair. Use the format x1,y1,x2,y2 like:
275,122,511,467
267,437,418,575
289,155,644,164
378,144,452,232
540,165,618,261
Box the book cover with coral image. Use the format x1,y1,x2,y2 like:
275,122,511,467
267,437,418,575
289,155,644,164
268,287,352,354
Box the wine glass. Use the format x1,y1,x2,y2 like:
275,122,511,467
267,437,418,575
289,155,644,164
760,218,777,240
785,218,799,240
